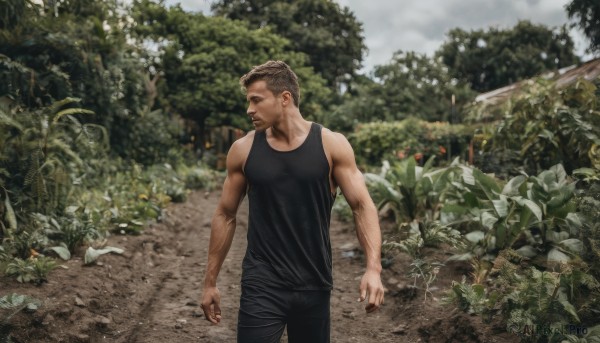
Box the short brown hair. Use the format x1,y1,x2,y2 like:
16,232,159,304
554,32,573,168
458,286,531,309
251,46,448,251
240,61,300,107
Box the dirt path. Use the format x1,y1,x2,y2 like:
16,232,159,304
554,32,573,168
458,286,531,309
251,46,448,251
1,190,517,343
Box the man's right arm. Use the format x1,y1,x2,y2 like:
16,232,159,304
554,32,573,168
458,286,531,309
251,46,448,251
201,137,250,324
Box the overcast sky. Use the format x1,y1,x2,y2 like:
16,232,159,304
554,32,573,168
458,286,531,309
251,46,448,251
165,0,594,73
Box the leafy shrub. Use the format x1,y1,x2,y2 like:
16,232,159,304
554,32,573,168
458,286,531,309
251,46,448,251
348,118,472,167
445,164,585,266
446,254,600,343
0,293,41,342
474,78,600,177
5,256,57,284
111,109,185,166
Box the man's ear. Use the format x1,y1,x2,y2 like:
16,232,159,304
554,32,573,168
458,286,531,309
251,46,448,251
281,91,292,106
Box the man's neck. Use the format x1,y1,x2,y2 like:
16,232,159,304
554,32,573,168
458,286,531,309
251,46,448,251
269,109,311,145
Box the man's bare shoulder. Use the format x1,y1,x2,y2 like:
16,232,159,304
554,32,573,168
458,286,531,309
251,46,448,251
227,130,256,171
321,127,353,158
230,130,256,151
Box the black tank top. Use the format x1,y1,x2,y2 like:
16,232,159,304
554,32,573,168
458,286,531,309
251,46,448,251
242,122,334,290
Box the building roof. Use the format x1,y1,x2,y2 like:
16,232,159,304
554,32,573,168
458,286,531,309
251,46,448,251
474,57,600,106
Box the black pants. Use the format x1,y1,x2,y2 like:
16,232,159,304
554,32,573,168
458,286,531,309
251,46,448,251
237,283,331,343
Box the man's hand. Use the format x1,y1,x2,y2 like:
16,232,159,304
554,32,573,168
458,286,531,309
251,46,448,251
358,269,384,313
201,286,222,324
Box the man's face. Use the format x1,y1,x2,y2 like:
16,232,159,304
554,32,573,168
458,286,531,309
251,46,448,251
245,80,283,131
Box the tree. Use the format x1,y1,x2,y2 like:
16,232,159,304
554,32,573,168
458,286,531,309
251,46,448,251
436,20,580,92
330,51,475,131
211,0,366,88
566,0,600,53
131,1,330,149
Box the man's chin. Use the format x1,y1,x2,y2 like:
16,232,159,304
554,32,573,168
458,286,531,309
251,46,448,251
253,122,269,131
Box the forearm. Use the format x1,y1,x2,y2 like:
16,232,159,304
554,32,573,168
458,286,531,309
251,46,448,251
203,211,237,287
353,200,382,272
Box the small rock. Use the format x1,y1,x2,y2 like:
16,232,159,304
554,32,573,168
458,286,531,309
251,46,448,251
192,311,203,318
392,324,408,335
42,314,54,326
176,319,187,325
339,242,356,251
186,301,199,307
75,297,85,307
342,311,356,320
95,315,111,327
387,277,399,285
71,333,90,342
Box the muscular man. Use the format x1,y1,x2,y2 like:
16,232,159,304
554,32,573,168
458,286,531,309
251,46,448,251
200,60,384,343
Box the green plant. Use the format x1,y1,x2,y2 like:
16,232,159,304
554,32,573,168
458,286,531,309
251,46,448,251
5,256,57,284
32,212,101,253
349,118,472,167
447,252,600,342
407,258,444,302
474,78,600,176
0,293,41,342
446,164,586,265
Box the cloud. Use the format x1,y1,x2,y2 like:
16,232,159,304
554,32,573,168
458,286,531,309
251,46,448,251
164,0,592,73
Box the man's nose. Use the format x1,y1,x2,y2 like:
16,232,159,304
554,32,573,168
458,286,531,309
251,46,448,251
247,105,255,117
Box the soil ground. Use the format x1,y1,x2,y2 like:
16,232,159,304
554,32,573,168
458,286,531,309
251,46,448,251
1,190,519,342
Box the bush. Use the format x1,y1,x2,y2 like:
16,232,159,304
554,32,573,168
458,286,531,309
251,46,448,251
348,118,472,167
472,78,600,177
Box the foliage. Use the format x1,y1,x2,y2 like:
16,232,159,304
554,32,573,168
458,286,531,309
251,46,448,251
332,51,476,129
131,1,330,149
566,0,600,53
0,293,40,342
371,158,464,301
475,78,600,176
211,0,366,88
349,118,472,167
575,181,600,285
446,164,586,266
436,20,580,92
0,0,149,148
5,256,57,284
84,246,124,265
447,257,600,343
111,109,184,166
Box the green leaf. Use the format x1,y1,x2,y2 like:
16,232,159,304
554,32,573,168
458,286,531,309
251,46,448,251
521,199,542,222
3,190,17,231
559,239,584,255
49,246,71,260
516,245,537,258
473,169,501,194
461,166,475,186
549,164,567,183
565,213,582,231
502,175,526,196
465,231,485,243
548,248,570,263
52,108,95,124
84,247,124,265
496,223,507,248
492,195,509,218
481,212,498,230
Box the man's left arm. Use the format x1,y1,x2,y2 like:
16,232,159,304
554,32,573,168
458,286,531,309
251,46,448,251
329,132,384,313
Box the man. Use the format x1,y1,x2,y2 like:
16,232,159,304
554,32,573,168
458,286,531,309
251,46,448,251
200,60,384,343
